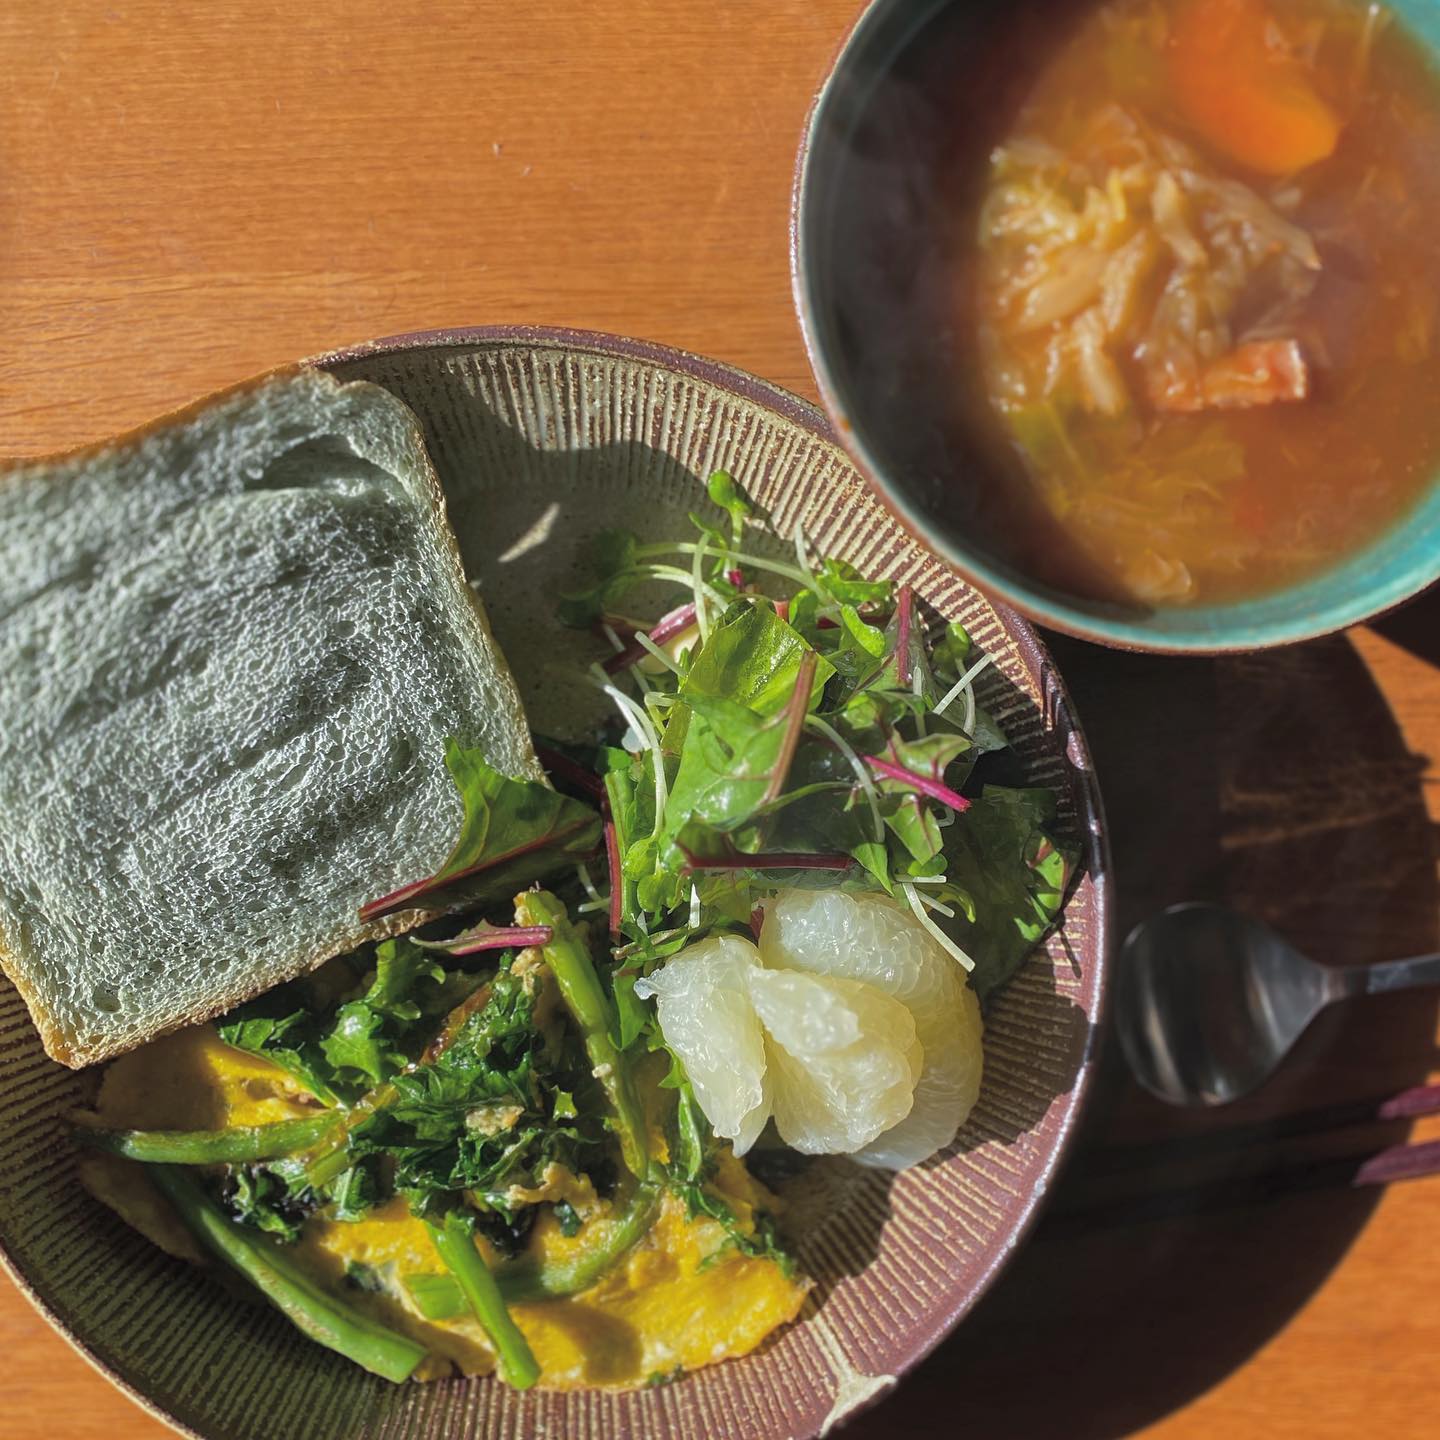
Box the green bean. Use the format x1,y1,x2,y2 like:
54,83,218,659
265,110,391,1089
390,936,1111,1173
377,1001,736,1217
75,1114,338,1166
426,1213,540,1389
405,1180,661,1314
301,1083,398,1190
147,1165,427,1383
516,890,651,1182
403,1270,468,1321
499,1181,660,1302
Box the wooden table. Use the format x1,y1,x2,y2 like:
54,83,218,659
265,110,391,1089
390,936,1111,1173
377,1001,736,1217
2,3,1436,1436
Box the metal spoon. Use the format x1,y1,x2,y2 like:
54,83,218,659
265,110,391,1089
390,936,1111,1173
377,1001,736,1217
1115,902,1440,1106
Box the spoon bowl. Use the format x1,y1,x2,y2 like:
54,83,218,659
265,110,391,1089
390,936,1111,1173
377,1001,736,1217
1116,903,1440,1107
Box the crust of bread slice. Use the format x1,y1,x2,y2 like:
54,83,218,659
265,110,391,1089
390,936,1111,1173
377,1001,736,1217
0,365,541,1067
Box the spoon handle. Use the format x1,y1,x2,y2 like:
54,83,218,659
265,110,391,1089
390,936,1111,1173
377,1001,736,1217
1334,952,1440,997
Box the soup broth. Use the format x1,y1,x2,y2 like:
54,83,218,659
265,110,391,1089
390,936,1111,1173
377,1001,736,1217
966,0,1440,605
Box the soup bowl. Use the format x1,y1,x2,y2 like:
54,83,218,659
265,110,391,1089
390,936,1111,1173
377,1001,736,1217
793,0,1440,652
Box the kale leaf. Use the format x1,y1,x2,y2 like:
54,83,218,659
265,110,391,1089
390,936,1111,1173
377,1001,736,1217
219,1163,323,1243
346,956,610,1222
216,987,342,1107
220,938,479,1104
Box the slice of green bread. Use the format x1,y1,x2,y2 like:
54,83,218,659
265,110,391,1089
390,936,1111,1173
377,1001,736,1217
0,369,540,1067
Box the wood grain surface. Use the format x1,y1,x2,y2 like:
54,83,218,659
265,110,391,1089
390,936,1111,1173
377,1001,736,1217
1,3,1437,1437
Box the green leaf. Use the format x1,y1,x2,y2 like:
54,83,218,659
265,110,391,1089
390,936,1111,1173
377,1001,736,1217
680,1183,795,1278
879,793,944,865
330,1161,382,1222
680,602,833,719
938,786,1077,1003
613,925,709,967
656,610,835,875
367,941,449,1017
757,754,889,887
871,732,972,791
604,762,642,932
592,528,639,581
706,470,756,544
659,694,792,866
634,862,685,919
321,1003,396,1088
693,865,758,925
784,588,825,648
687,510,730,555
967,704,1010,754
838,604,886,658
610,971,651,1051
217,995,341,1107
220,1164,319,1243
860,732,973,866
850,839,891,890
556,529,642,627
362,741,603,921
673,1078,707,1186
810,557,892,609
932,622,973,680
811,604,890,690
318,939,453,1089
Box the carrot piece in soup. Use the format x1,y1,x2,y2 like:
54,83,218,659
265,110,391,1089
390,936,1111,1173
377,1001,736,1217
1147,338,1310,412
1168,0,1341,175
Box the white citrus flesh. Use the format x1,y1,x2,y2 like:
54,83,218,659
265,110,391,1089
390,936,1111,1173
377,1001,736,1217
748,967,921,1154
642,888,984,1169
634,934,770,1154
759,888,984,1168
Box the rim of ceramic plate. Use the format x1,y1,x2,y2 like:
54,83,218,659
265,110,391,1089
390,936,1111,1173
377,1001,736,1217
0,324,1112,1440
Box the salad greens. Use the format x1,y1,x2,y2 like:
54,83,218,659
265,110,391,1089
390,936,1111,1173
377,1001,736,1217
940,785,1076,1001
568,470,1075,1002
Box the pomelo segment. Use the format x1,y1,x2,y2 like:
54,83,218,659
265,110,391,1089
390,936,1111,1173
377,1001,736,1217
748,968,921,1154
635,934,770,1155
642,889,984,1168
760,889,984,1168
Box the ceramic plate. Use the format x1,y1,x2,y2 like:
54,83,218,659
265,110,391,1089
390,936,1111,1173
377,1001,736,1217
0,328,1109,1439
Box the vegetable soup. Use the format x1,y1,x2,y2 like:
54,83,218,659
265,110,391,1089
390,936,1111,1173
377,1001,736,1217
968,0,1440,605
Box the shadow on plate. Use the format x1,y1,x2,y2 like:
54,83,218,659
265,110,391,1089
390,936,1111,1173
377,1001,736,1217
846,632,1438,1438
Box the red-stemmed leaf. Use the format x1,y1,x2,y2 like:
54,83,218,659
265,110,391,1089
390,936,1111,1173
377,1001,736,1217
360,740,602,923
417,923,554,957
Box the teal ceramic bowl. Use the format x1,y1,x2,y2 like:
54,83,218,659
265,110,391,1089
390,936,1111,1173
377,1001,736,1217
793,0,1440,652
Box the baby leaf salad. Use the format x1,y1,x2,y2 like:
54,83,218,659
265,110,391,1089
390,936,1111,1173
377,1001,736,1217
568,472,1072,998
73,473,1074,1390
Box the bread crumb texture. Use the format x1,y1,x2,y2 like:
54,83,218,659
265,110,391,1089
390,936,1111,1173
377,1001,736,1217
0,370,537,1066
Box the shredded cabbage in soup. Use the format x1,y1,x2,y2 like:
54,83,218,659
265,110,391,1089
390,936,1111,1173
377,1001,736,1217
970,0,1440,606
